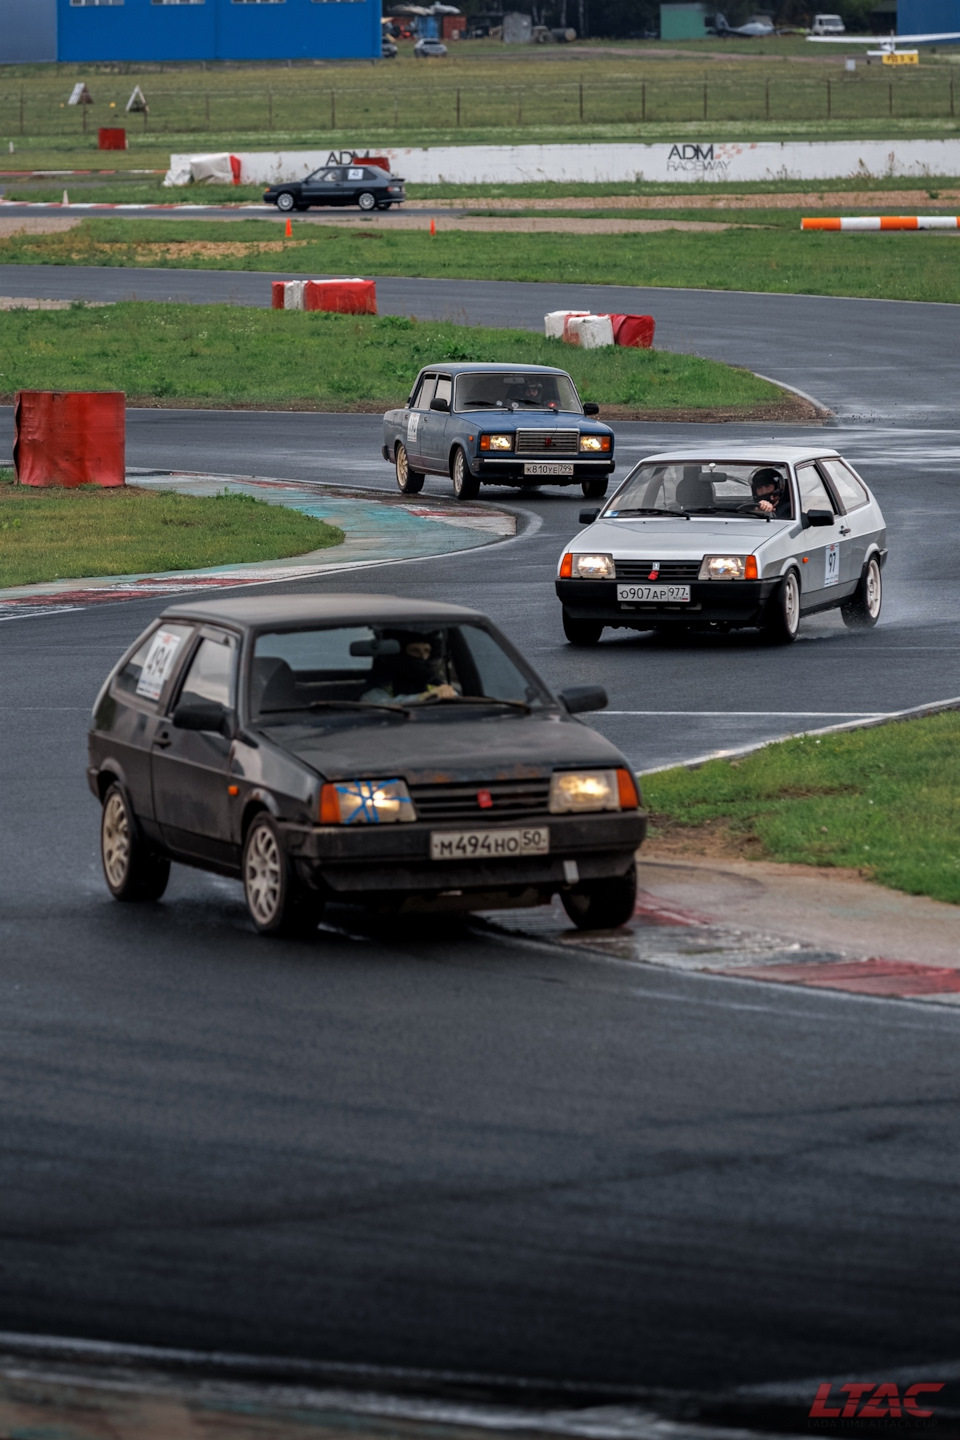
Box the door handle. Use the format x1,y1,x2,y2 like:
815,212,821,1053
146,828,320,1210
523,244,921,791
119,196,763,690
839,526,852,535
154,730,172,749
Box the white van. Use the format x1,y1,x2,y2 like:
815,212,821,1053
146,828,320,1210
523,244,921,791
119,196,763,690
812,13,846,32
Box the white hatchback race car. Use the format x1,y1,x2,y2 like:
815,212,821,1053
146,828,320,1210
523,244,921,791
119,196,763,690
556,446,887,644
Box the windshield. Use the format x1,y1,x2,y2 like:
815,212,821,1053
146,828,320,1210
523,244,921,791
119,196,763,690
250,623,550,724
454,372,582,413
605,461,795,520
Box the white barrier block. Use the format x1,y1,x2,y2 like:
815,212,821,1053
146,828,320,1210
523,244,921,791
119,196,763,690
283,280,306,311
544,309,587,339
566,314,614,349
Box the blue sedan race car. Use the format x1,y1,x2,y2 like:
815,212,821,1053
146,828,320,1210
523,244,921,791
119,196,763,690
382,363,616,501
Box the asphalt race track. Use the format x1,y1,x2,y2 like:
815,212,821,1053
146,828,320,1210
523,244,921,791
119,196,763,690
2,272,960,1413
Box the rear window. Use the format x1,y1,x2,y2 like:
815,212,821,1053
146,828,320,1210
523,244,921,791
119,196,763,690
114,623,193,704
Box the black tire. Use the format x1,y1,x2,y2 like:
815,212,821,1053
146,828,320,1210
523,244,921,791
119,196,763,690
562,609,603,646
358,191,377,212
581,477,609,500
451,446,480,501
242,813,322,937
841,554,882,630
395,442,425,495
275,191,296,213
100,782,170,903
760,570,801,645
561,868,637,931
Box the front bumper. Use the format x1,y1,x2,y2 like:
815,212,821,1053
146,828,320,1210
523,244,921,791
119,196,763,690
557,578,780,628
476,456,615,485
281,811,645,899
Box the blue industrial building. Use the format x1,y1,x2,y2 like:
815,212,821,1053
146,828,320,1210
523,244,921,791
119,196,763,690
896,0,960,31
0,0,381,64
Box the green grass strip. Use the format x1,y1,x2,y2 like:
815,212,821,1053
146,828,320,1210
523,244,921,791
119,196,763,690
644,712,960,905
4,218,959,304
0,304,781,411
0,479,343,588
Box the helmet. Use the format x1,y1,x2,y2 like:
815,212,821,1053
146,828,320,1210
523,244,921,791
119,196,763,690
751,467,785,499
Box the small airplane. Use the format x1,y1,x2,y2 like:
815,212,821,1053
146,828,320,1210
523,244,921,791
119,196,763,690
713,12,776,36
807,28,960,55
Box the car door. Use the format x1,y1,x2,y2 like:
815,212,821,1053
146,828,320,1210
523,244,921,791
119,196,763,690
794,462,842,605
343,165,367,203
298,167,330,206
817,456,877,586
151,627,240,866
404,372,436,470
419,373,453,470
311,167,345,207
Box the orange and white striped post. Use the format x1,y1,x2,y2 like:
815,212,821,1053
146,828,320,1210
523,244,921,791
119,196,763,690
802,216,960,231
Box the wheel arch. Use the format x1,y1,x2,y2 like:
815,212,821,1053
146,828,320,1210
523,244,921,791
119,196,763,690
241,790,281,842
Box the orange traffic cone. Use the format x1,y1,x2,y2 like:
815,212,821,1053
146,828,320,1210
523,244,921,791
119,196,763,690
284,217,292,239
430,217,436,236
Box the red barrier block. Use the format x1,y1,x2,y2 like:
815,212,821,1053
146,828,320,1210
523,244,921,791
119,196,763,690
362,156,391,172
229,154,242,185
98,127,127,151
271,280,286,309
304,279,377,315
611,314,655,349
13,391,125,489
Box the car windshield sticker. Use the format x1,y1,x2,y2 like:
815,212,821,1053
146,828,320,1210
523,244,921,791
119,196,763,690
136,628,185,700
408,413,421,441
824,542,840,587
347,168,364,180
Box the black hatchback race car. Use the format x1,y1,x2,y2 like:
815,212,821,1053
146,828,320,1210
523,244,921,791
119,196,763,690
264,163,405,214
88,595,646,938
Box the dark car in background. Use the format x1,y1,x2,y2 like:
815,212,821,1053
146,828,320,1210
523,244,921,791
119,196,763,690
88,596,646,938
264,164,404,213
383,363,617,500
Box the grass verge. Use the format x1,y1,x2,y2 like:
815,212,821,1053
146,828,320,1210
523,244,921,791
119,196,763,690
3,217,959,304
0,477,343,588
643,712,960,905
0,303,789,416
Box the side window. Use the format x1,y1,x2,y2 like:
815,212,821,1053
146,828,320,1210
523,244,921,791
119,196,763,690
459,626,540,705
177,634,237,711
321,169,342,183
433,376,452,408
796,463,836,514
115,623,193,703
819,458,869,512
346,167,365,180
415,374,437,410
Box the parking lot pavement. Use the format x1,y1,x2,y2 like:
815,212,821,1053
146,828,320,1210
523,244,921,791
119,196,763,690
486,853,960,1001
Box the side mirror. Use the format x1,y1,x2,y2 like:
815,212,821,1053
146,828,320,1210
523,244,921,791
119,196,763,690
579,507,601,525
558,684,608,714
173,700,232,735
582,402,600,416
430,397,450,413
804,509,835,528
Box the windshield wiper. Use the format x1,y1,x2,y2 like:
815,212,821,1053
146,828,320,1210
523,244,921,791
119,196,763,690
260,700,410,718
615,507,691,519
417,694,532,713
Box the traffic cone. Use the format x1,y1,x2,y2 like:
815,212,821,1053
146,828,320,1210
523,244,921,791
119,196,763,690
284,217,292,239
430,217,436,236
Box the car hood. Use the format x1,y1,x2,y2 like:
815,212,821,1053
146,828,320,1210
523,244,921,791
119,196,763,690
262,710,626,783
461,408,606,427
571,516,795,555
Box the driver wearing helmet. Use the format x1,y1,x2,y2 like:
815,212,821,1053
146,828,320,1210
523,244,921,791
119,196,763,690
751,467,791,519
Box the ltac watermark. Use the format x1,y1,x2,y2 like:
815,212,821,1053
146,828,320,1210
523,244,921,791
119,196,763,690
808,1382,946,1431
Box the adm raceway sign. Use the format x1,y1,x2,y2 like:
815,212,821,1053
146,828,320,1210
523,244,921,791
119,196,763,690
666,142,733,175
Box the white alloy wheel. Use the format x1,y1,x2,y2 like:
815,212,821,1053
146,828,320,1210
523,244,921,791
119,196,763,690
842,555,883,630
864,557,882,618
395,443,424,494
276,192,295,212
358,192,377,212
244,819,284,929
451,447,480,501
762,570,801,644
102,788,131,891
783,570,801,636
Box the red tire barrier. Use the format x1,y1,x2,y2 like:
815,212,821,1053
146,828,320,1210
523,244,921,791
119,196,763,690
13,391,125,489
98,128,127,151
611,314,656,349
229,154,242,186
304,278,377,315
271,281,286,309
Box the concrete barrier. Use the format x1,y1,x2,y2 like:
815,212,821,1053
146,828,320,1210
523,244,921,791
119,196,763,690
566,315,615,349
13,391,125,489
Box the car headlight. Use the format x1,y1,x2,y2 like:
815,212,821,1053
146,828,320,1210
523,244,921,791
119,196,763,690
480,434,513,451
320,778,415,825
550,768,639,814
579,435,611,452
560,552,615,580
698,555,759,581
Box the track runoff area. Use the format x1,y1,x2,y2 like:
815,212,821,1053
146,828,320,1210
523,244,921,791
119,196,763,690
2,274,960,1428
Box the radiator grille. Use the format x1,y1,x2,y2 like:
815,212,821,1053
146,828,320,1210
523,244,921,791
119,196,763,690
515,429,579,455
615,559,701,583
410,778,551,824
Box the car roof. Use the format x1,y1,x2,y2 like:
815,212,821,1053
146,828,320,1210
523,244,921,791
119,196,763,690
415,362,572,377
634,446,843,466
160,594,487,633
